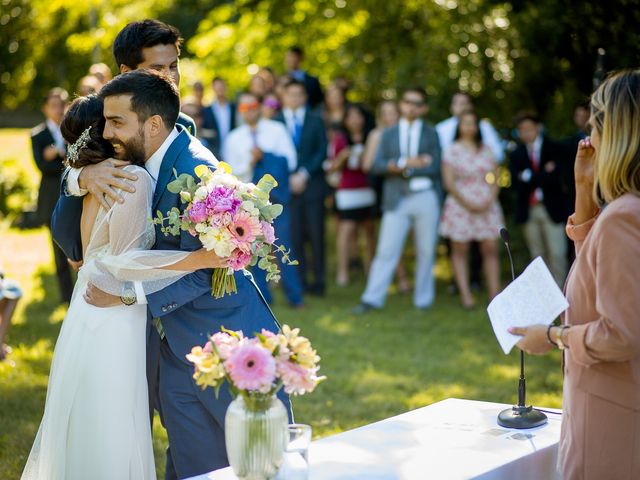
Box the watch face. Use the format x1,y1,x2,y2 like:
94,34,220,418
122,288,136,305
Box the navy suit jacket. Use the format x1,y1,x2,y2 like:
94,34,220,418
274,110,327,200
252,152,291,205
303,72,324,109
31,122,66,223
509,136,571,224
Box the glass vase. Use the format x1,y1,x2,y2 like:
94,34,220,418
225,393,288,480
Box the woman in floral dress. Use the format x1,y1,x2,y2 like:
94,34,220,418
440,111,504,308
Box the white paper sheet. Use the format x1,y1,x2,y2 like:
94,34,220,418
487,256,569,354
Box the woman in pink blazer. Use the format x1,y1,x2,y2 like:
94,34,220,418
510,70,640,480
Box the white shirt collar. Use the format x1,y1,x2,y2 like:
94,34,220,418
399,117,423,130
283,107,306,121
145,127,180,185
46,119,65,150
528,135,543,155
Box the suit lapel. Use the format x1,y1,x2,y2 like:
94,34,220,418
391,125,401,160
419,123,429,153
152,128,190,212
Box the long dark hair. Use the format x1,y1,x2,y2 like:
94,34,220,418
344,103,374,145
60,95,114,168
454,110,483,148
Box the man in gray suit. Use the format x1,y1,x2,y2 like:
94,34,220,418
353,87,442,313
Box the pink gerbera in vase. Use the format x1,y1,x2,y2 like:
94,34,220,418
225,342,277,393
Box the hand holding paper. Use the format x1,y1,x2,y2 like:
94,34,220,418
487,257,569,354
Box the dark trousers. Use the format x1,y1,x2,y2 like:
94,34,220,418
290,193,326,295
47,227,73,304
40,176,73,303
252,207,304,306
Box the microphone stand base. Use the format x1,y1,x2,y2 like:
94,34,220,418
497,405,548,429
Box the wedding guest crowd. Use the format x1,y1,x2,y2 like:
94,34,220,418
31,39,580,314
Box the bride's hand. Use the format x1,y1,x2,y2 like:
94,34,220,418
200,249,228,269
84,282,121,307
575,137,596,186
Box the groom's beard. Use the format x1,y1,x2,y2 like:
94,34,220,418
110,128,146,166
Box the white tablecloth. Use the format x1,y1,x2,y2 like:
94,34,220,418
186,398,562,480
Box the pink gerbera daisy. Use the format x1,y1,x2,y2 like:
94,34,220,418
229,210,262,251
225,342,276,392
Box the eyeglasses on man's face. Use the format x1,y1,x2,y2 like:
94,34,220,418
402,98,425,107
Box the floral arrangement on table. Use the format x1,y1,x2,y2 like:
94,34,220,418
186,324,324,400
154,162,296,298
187,325,325,480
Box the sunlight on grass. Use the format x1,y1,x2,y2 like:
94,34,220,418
316,313,353,335
485,363,520,381
406,384,467,409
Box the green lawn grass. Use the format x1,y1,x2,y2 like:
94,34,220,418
0,129,563,479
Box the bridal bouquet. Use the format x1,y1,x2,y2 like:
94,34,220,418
186,324,325,399
154,162,296,298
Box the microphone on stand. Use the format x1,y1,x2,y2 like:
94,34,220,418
497,227,548,429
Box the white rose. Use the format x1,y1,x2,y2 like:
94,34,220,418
194,186,209,201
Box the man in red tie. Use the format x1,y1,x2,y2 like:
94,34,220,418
509,112,571,286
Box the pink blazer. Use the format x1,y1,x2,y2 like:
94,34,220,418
559,193,640,480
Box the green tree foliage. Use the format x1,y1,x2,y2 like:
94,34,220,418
2,0,639,132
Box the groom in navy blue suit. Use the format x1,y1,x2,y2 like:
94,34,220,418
52,70,292,479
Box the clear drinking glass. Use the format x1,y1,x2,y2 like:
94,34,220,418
281,424,312,479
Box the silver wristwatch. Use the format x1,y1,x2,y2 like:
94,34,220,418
120,283,137,306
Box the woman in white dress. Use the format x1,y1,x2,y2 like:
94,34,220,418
21,95,221,480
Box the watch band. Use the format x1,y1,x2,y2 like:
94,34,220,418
555,325,570,350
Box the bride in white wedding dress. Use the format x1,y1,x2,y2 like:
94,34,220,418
21,95,218,480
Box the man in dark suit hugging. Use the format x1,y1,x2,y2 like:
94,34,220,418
30,88,73,304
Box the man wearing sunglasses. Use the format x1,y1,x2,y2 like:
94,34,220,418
354,87,443,314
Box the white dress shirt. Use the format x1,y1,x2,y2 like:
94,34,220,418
131,128,180,304
46,119,66,150
144,127,180,187
211,101,232,151
398,118,432,192
436,115,505,163
524,135,544,203
282,107,306,138
223,119,297,183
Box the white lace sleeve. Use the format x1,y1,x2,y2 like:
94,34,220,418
86,166,192,296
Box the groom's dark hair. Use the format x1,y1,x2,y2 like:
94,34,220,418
113,19,183,70
99,70,179,129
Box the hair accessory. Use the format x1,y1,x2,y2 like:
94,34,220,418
67,125,92,165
